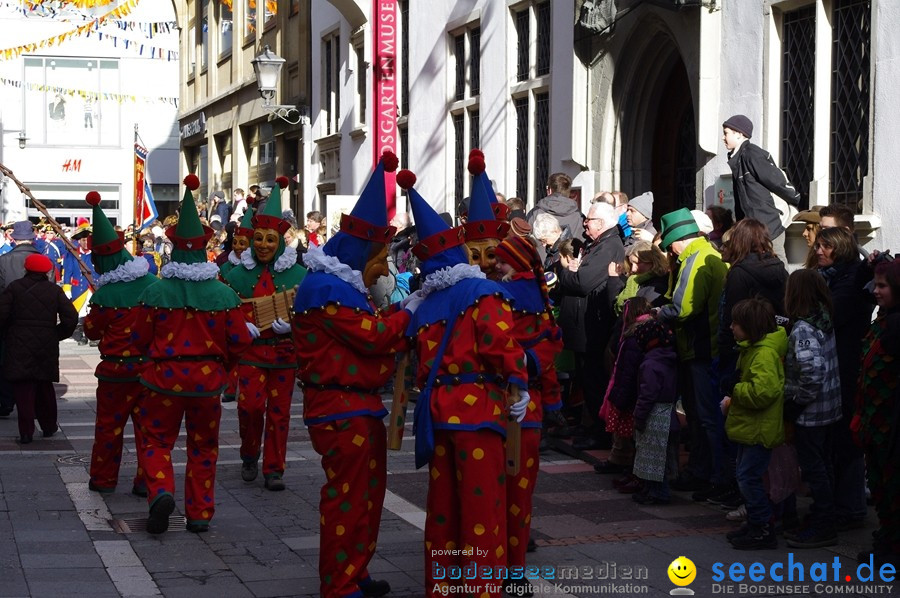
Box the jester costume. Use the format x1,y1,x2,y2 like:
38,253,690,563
402,170,529,598
462,149,510,280
294,153,409,598
225,178,306,490
84,191,159,496
133,175,253,534
852,302,900,564
217,209,253,403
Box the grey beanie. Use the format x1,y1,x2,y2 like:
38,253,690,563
723,114,753,138
628,191,654,219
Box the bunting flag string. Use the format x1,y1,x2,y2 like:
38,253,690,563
1,1,177,35
0,76,179,106
0,0,180,62
25,0,118,8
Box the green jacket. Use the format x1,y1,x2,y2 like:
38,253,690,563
658,237,728,361
726,327,787,449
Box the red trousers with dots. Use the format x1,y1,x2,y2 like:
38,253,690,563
426,429,506,598
237,365,295,478
505,428,540,567
89,379,146,491
139,390,221,525
308,416,387,598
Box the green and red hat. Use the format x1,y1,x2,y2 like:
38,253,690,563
168,174,213,264
252,176,292,234
86,190,133,275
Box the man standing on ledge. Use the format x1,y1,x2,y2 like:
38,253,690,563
723,114,801,263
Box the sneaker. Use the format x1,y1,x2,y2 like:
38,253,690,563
147,494,175,535
730,523,777,550
786,526,838,549
264,475,285,491
726,504,747,522
41,424,59,438
241,460,258,482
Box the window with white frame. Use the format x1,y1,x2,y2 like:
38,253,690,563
322,32,341,136
201,0,209,71
353,34,367,128
511,1,550,206
448,21,481,208
219,0,233,58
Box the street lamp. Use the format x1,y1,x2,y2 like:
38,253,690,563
251,45,306,125
17,131,28,149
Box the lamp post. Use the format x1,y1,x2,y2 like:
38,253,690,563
251,45,306,125
17,131,28,149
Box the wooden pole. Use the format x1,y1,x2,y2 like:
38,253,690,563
387,354,411,450
0,161,95,289
505,389,521,476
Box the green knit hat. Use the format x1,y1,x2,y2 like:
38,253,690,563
659,207,701,250
168,174,213,264
251,176,291,234
86,190,132,275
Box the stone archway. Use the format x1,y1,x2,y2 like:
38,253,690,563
612,23,696,223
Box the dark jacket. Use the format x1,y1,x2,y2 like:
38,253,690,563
727,141,801,239
557,227,626,352
527,193,585,244
633,345,678,428
607,335,642,412
0,243,52,294
0,272,78,381
718,253,788,363
820,258,875,415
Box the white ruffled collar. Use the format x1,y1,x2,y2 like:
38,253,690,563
301,244,368,294
240,245,298,273
95,257,150,288
160,261,221,281
228,250,241,265
421,263,485,295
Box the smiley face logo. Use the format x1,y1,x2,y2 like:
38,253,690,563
668,556,696,586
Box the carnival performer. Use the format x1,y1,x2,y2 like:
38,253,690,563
218,208,255,404
293,152,421,598
62,219,97,345
132,175,253,534
462,150,510,279
225,177,306,491
83,191,159,496
400,169,530,598
493,234,563,597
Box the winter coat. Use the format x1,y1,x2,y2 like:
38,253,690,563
852,305,900,449
726,140,801,239
0,271,78,381
614,271,670,316
606,335,642,412
784,313,842,427
819,258,875,417
718,253,787,362
557,227,626,352
726,327,787,449
0,243,52,294
658,237,728,362
633,345,678,428
527,193,585,244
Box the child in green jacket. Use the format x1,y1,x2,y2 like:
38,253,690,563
721,297,787,550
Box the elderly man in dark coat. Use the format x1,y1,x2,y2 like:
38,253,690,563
0,254,78,443
557,201,626,450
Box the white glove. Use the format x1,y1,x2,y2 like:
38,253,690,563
509,390,530,423
271,317,291,335
400,289,424,309
402,291,425,313
246,322,260,339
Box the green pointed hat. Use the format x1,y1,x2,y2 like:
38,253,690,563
86,190,132,275
251,176,291,234
235,205,254,238
168,174,214,264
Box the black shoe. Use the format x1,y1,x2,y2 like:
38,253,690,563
186,521,210,533
16,435,32,445
671,474,708,492
41,424,58,438
691,483,725,502
147,494,175,535
0,407,12,417
527,537,537,553
241,460,258,482
503,578,534,597
726,523,750,541
264,475,285,491
730,524,777,550
89,481,115,494
593,460,626,475
786,526,838,549
359,578,391,597
131,484,148,498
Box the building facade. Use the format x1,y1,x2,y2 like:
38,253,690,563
176,0,897,259
0,0,180,227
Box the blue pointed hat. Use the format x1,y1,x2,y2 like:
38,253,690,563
464,151,510,241
468,149,511,222
401,169,467,276
322,151,399,271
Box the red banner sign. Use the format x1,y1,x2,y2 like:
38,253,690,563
373,0,397,218
134,143,147,226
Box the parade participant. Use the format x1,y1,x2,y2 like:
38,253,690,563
293,151,418,598
62,219,97,345
493,234,563,597
463,151,510,280
83,191,159,496
217,209,254,404
132,174,253,534
225,177,307,491
402,169,530,598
